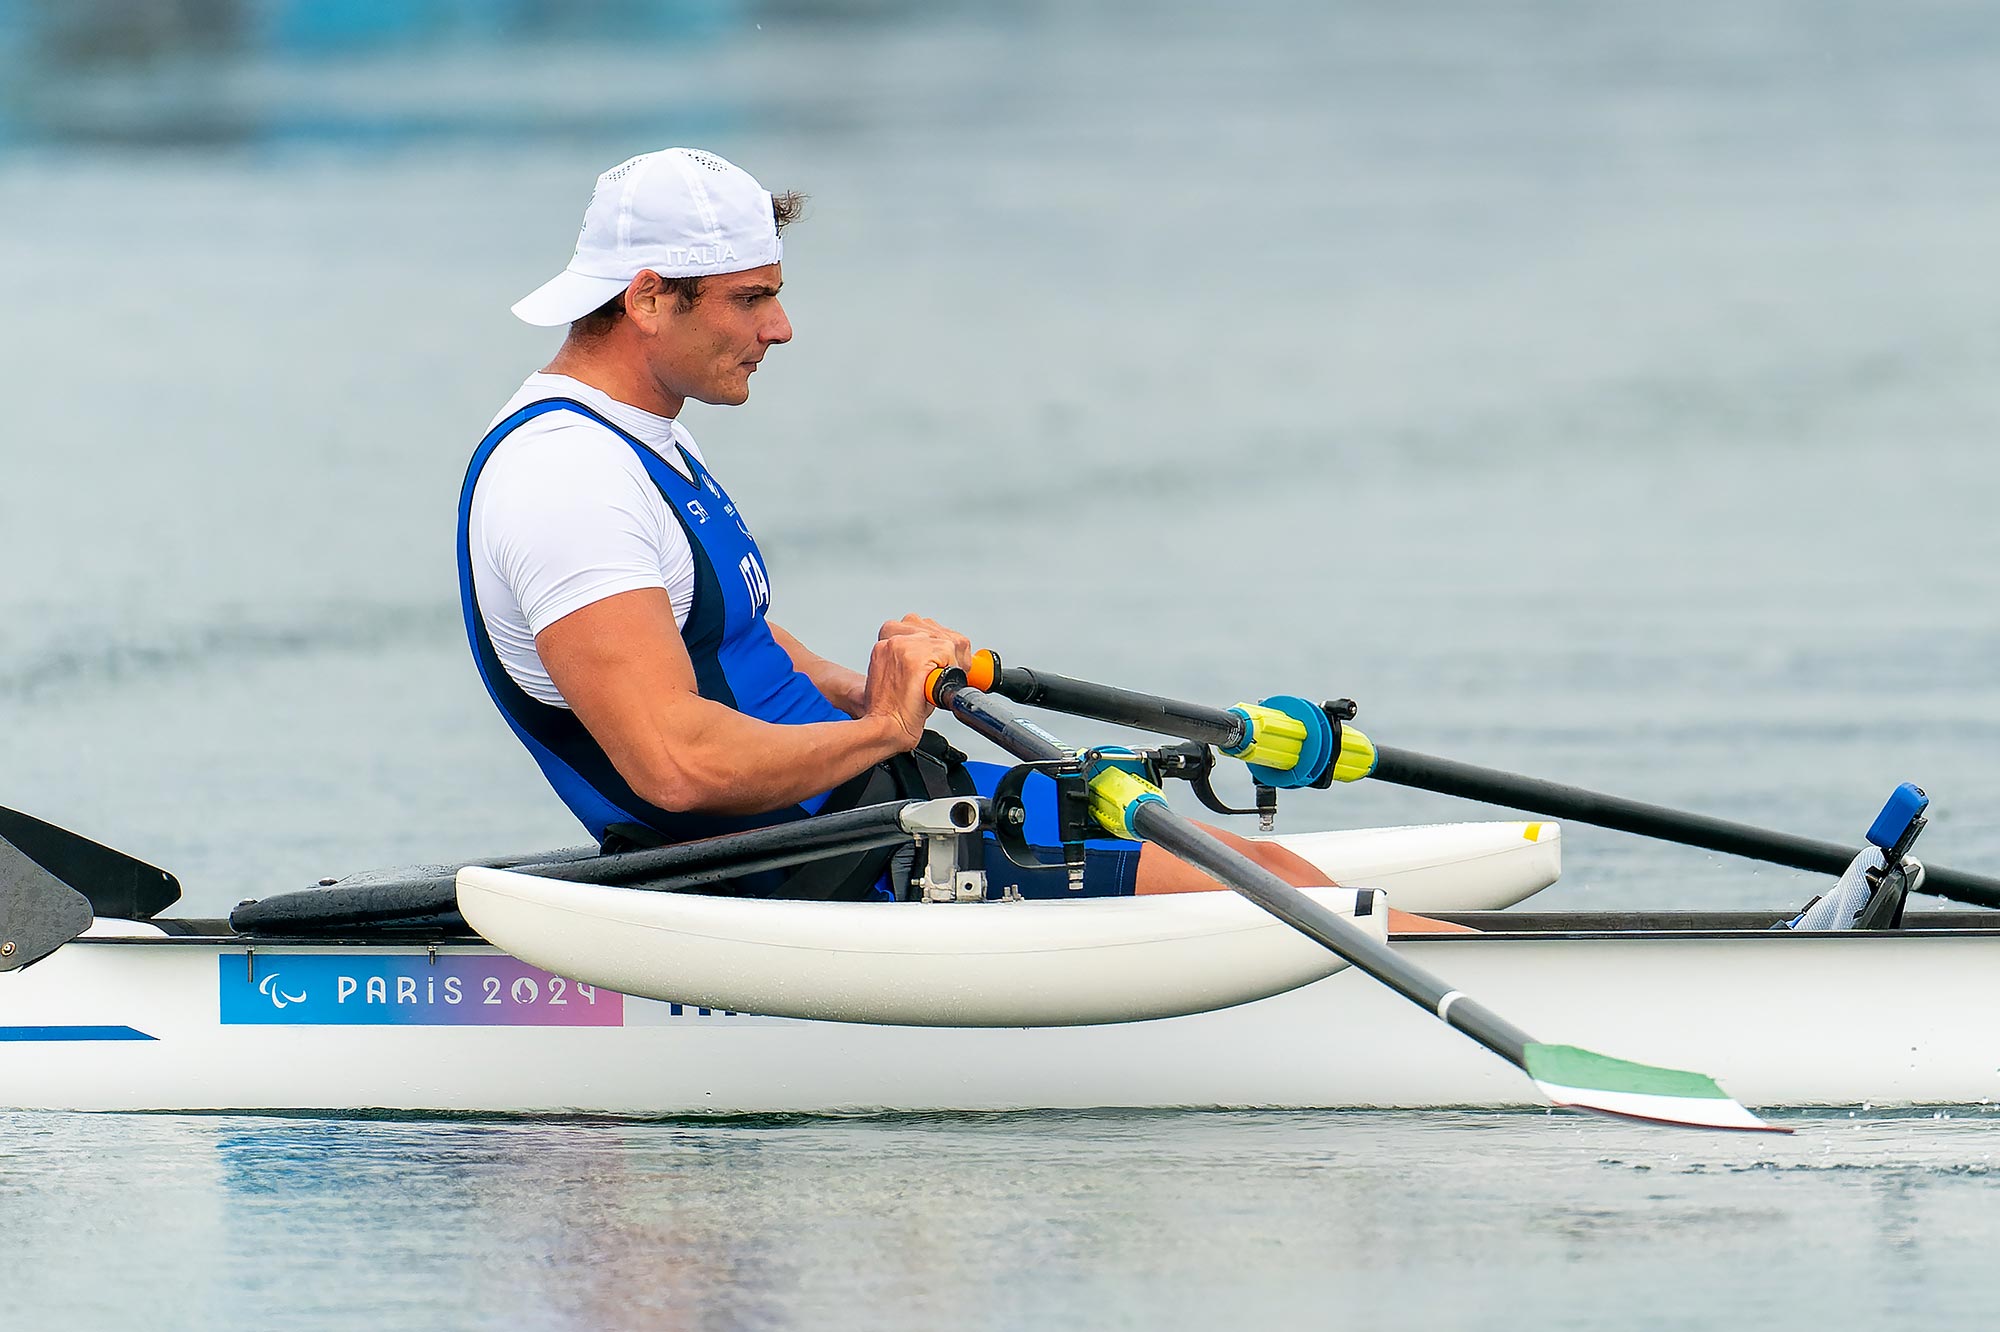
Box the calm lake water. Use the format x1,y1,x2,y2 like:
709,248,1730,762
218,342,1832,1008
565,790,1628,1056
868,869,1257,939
5,0,2000,1327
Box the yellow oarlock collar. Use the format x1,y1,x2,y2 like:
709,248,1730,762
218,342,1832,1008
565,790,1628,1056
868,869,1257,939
1330,724,1376,783
1083,760,1169,841
1223,700,1308,772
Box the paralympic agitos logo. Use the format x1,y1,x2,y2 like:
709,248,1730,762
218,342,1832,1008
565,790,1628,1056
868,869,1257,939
258,973,307,1009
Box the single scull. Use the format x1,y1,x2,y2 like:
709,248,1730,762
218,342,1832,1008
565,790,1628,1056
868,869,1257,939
8,903,1999,1114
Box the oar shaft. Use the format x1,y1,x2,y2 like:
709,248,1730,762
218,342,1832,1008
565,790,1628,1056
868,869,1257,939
1372,747,2000,910
992,666,1248,750
231,802,935,933
1129,802,1534,1063
946,680,1076,763
537,803,924,888
977,657,2000,911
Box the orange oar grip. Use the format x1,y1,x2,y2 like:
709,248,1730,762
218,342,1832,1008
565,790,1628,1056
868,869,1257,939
967,649,1001,692
927,664,974,704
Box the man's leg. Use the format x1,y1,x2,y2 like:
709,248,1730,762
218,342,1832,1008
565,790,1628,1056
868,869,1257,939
1133,821,1474,934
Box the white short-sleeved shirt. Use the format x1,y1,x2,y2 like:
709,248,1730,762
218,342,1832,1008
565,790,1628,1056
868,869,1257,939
468,373,705,707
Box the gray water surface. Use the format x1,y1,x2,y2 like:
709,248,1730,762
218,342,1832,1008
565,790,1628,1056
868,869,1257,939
6,1109,2000,1332
6,1,2000,1327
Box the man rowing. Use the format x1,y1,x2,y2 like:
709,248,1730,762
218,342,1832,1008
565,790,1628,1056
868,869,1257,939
461,147,1463,927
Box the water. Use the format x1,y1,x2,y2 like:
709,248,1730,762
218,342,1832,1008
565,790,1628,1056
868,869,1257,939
6,0,2000,1326
6,1108,2000,1331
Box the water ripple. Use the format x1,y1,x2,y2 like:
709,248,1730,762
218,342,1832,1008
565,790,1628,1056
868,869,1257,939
0,602,459,703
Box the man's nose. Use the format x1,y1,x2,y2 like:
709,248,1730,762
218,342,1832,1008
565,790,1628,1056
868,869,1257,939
764,299,793,346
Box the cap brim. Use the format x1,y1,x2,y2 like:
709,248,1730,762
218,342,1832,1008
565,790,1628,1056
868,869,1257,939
511,269,633,327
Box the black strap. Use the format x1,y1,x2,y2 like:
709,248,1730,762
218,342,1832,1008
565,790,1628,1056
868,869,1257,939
600,823,666,855
911,729,977,799
771,731,975,901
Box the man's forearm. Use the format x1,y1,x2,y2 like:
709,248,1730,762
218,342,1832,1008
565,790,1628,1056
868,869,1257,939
605,698,909,815
768,622,866,716
539,592,939,818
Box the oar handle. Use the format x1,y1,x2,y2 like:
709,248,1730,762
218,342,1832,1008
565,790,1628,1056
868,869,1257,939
929,667,1072,763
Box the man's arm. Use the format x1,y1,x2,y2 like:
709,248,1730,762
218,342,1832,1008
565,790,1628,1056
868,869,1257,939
768,622,867,717
537,588,951,815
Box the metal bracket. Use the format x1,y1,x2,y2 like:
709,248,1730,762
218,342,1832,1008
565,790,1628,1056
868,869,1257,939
896,797,987,838
917,831,993,903
989,761,1089,892
899,797,999,903
1155,742,1280,828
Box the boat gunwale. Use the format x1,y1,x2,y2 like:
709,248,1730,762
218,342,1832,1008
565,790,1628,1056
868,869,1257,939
57,909,2000,950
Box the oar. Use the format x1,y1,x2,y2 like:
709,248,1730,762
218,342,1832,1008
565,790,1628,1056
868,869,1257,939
0,792,936,928
4,799,947,933
1364,749,2000,909
0,805,181,921
927,669,1782,1133
963,655,2000,911
233,800,955,932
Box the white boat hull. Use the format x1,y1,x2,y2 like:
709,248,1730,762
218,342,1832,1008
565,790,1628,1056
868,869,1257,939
7,920,2000,1112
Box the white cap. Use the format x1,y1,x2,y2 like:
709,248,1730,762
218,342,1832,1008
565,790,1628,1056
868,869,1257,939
511,148,783,327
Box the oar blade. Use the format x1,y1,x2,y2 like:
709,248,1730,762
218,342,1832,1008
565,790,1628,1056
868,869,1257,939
0,806,180,921
1525,1042,1786,1134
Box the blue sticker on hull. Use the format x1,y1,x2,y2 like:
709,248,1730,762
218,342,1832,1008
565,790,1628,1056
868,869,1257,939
219,954,623,1026
0,1025,156,1041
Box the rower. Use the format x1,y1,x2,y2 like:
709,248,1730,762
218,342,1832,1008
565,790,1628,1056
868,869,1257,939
462,148,1464,928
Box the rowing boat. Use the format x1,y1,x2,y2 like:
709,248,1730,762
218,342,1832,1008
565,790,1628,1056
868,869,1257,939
5,805,1998,1114
11,895,2000,1114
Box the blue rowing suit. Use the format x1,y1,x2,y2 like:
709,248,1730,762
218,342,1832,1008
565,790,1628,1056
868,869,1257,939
458,397,1140,900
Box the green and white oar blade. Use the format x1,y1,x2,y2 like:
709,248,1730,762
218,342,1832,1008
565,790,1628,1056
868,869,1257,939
1523,1043,1786,1134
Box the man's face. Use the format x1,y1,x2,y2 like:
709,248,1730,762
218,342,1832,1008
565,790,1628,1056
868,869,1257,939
643,264,792,407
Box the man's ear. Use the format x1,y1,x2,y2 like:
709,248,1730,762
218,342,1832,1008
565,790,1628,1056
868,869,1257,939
625,271,663,328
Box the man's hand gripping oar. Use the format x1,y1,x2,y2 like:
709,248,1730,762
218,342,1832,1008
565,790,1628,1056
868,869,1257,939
926,664,1783,1133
